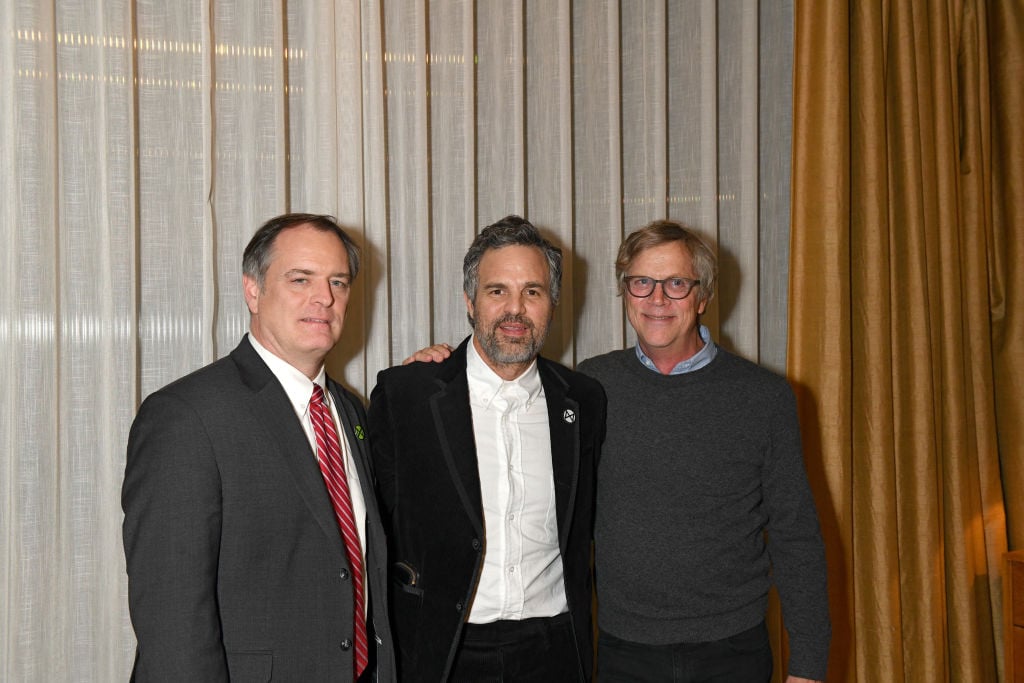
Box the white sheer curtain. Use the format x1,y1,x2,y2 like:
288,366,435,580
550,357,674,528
0,1,793,679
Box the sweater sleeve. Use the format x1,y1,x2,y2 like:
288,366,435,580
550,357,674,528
761,382,831,679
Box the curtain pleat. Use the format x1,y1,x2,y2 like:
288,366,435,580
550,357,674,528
526,0,574,364
989,0,1024,555
791,0,1016,680
570,0,623,363
382,0,431,366
791,0,854,674
426,0,476,356
0,2,799,679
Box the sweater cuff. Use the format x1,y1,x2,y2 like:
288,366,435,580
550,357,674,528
785,631,831,681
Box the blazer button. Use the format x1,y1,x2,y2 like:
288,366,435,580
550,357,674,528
455,601,464,612
340,568,350,580
471,538,481,551
340,639,353,651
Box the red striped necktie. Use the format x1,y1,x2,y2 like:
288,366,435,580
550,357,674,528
309,384,369,679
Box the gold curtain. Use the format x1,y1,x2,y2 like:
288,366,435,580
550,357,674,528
789,1,1023,681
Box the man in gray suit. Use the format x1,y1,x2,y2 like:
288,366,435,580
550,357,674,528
123,213,395,682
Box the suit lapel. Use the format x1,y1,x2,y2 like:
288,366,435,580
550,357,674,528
431,343,581,542
232,339,344,554
539,360,581,550
329,383,374,506
430,345,485,536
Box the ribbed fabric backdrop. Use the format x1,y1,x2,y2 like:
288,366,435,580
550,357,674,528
0,1,793,680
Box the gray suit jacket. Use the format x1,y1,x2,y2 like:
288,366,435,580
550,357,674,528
123,336,395,682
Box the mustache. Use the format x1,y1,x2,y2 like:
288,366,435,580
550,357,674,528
491,314,534,330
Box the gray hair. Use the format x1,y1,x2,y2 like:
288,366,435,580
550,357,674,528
463,215,563,306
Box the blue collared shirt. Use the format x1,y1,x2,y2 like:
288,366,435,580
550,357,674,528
635,324,718,375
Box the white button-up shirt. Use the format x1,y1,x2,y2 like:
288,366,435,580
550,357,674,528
465,338,568,623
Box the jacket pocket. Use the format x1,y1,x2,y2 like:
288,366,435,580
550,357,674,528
393,560,424,597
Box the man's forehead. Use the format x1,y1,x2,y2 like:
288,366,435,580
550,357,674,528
269,229,348,265
632,241,692,264
480,244,547,267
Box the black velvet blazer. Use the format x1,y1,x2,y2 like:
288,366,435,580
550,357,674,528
368,337,606,682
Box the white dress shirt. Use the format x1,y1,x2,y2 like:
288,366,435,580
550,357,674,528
465,338,568,623
247,335,368,592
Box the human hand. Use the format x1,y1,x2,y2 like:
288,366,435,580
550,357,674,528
786,676,823,683
401,343,453,365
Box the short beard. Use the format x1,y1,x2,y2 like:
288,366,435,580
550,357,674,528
475,313,545,365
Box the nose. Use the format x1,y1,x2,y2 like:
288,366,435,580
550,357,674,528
649,281,667,304
506,292,526,314
311,278,334,306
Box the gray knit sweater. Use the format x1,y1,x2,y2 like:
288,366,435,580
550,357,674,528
578,347,830,679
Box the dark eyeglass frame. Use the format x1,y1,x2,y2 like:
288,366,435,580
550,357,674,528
622,275,701,300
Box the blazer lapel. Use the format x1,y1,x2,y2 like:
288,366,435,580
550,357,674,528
232,339,344,554
430,345,484,536
539,360,581,550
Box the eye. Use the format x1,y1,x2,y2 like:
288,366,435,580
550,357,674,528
668,278,685,288
632,277,652,286
291,277,308,284
331,279,350,288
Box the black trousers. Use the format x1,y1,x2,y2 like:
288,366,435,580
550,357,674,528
597,621,772,683
449,612,581,682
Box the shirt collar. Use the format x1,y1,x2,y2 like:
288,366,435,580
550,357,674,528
247,334,327,413
636,324,718,375
466,335,543,409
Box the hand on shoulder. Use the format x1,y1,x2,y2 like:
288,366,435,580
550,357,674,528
402,343,453,365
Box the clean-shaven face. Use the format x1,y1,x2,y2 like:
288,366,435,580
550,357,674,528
244,224,352,378
624,241,707,364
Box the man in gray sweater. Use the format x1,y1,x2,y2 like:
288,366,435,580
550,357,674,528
576,220,829,682
404,219,830,681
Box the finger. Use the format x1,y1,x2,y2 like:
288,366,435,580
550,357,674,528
401,343,454,365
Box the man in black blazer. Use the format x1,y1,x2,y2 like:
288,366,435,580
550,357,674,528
123,213,395,682
368,216,606,682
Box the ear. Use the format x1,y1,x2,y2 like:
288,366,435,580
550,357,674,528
697,297,708,316
243,274,260,315
464,291,475,322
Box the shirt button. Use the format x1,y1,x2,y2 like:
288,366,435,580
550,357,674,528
508,566,516,574
508,513,515,522
340,639,352,651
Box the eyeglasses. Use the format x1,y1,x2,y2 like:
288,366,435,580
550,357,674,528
622,276,700,300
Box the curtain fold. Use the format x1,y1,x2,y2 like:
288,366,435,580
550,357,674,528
790,0,1020,680
989,0,1024,554
1,2,793,679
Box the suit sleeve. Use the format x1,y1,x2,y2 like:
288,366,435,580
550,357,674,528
122,391,229,681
